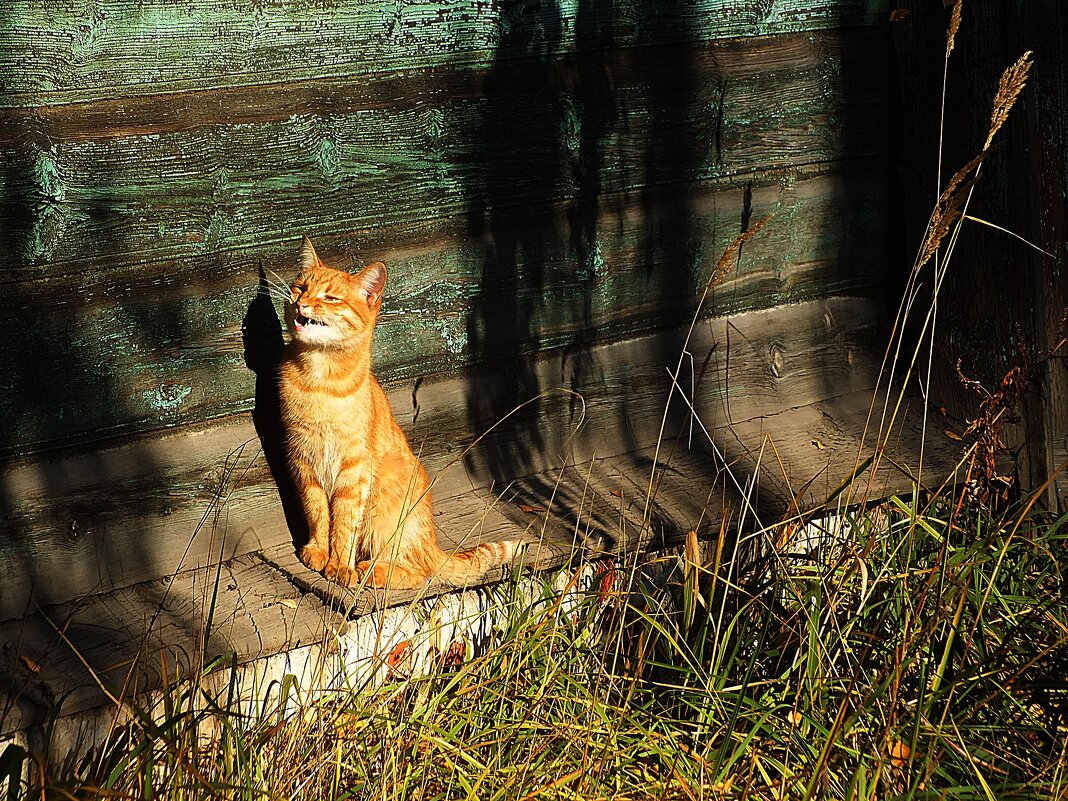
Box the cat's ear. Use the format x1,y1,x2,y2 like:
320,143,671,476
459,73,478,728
355,262,387,308
298,235,321,272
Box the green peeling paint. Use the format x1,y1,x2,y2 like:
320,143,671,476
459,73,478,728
143,383,192,415
31,143,68,258
317,137,343,185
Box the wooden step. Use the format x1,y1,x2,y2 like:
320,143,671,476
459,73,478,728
0,296,964,620
0,296,966,746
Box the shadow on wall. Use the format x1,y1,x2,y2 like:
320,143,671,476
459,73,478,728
457,1,905,532
0,118,173,621
242,268,309,549
461,0,704,469
462,0,566,480
460,0,744,520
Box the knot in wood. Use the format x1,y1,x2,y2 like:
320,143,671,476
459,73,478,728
769,343,786,378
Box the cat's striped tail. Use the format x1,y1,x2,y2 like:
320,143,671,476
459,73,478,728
432,539,527,587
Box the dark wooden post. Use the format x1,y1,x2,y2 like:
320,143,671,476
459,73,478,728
891,1,1068,509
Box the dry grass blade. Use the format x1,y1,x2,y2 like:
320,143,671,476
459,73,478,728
917,155,983,269
12,458,1068,801
985,51,1033,150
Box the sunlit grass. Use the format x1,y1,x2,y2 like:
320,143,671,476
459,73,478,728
4,487,1066,800
4,8,1063,801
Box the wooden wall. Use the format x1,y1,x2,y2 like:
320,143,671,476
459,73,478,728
0,1,907,616
891,0,1068,507
0,0,895,458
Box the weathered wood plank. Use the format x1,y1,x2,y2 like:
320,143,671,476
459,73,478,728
0,379,954,740
0,163,892,456
2,538,631,749
0,297,948,621
0,427,285,621
0,554,332,735
1,29,892,276
0,0,891,105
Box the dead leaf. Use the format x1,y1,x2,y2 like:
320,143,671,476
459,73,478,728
278,598,298,609
519,504,545,514
442,640,466,668
610,489,624,498
811,439,825,450
387,640,412,671
890,8,911,22
888,739,912,767
944,429,963,441
20,655,41,673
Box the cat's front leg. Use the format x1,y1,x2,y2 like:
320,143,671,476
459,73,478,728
325,476,371,587
291,457,331,572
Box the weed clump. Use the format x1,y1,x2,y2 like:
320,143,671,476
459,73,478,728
3,491,1066,800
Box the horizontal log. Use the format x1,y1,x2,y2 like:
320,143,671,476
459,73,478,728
1,29,892,277
0,553,335,735
0,0,892,105
0,296,924,620
0,163,892,456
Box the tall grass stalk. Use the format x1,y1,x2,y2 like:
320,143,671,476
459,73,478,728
4,9,1064,801
3,487,1065,800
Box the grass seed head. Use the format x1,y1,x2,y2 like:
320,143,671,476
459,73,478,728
985,51,1033,150
946,0,963,58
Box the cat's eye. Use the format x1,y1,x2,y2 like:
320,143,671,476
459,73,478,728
323,295,341,303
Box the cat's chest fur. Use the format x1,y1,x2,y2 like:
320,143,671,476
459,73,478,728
278,353,374,489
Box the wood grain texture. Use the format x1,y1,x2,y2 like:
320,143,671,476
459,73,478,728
0,0,892,105
0,553,333,734
0,297,962,621
0,161,892,456
0,21,897,457
1,29,891,276
0,13,900,463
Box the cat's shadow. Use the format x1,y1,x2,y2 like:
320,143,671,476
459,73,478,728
242,267,309,550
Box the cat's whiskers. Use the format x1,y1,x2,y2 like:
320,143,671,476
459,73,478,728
265,280,290,296
266,268,295,296
267,289,291,306
258,269,294,300
262,282,293,305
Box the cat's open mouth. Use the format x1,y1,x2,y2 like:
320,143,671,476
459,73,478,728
295,312,328,329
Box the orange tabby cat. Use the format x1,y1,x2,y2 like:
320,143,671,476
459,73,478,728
279,237,521,590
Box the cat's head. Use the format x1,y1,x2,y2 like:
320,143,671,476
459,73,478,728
285,236,387,348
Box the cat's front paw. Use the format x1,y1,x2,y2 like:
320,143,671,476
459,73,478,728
325,560,362,588
299,546,329,572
